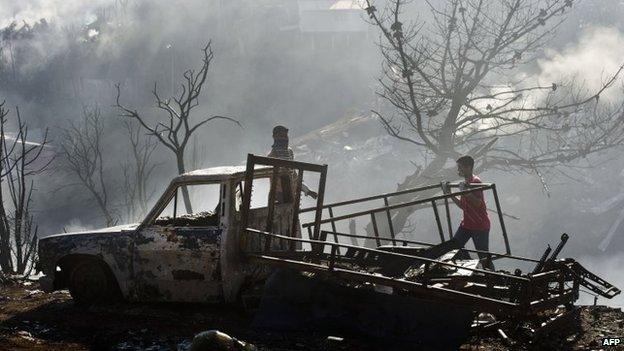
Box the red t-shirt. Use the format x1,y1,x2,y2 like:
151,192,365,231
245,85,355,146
460,175,490,231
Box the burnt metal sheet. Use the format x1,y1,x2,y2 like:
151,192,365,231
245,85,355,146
37,229,135,296
131,226,222,302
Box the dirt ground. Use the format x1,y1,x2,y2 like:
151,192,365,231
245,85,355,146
1,280,623,351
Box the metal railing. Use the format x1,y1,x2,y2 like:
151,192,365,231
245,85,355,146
237,154,619,318
244,227,579,316
239,153,328,252
301,182,511,255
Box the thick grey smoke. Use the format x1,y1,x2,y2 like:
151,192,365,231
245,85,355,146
0,0,111,27
538,26,624,101
1,0,623,307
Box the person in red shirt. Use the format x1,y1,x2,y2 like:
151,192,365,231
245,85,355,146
443,155,494,269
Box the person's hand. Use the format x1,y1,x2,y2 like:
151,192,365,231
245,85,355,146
458,181,467,191
307,190,318,199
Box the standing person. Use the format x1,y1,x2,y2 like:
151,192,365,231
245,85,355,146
268,125,317,202
442,155,493,269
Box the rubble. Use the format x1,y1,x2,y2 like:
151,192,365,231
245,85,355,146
1,280,624,350
190,330,257,351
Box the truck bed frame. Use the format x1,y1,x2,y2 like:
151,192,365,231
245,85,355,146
238,154,620,321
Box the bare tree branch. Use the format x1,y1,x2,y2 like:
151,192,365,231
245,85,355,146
0,101,50,275
60,106,117,227
362,0,624,240
114,42,242,214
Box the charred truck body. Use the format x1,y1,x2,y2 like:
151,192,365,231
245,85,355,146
37,154,620,339
37,165,284,303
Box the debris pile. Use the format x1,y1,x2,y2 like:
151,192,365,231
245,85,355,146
1,280,623,350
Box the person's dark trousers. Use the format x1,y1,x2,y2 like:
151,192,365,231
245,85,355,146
452,227,494,270
418,227,495,270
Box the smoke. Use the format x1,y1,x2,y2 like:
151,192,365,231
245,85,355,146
1,0,623,308
0,0,112,28
0,0,381,233
538,26,624,102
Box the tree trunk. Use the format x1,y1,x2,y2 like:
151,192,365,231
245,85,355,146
0,187,13,273
0,227,13,273
176,153,193,214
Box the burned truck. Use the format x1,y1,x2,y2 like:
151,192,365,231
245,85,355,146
38,154,620,340
37,165,290,304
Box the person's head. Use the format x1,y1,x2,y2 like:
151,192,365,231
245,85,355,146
456,155,475,178
272,125,289,147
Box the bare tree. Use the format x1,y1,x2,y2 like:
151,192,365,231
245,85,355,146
115,41,241,214
121,120,159,222
0,102,51,275
363,0,624,238
60,106,117,227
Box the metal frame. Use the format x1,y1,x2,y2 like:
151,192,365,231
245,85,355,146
301,182,511,255
239,153,328,252
237,154,620,319
244,228,582,316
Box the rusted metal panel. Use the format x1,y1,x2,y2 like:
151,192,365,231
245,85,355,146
37,227,136,296
131,226,222,302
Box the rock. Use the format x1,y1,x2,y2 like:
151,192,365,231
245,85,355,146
326,336,344,343
191,330,257,351
17,330,35,341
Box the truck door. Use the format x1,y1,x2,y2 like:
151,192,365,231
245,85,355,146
131,183,225,302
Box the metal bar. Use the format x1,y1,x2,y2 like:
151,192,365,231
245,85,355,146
328,207,338,233
530,269,565,282
173,189,178,220
318,231,329,255
264,166,279,252
299,183,444,212
371,213,381,247
528,291,577,312
491,184,511,255
444,197,452,239
328,245,337,271
531,245,552,274
239,154,256,251
320,230,540,262
302,185,493,228
311,165,328,253
245,228,531,281
221,184,227,217
328,207,340,255
383,197,396,245
290,168,304,252
548,233,569,261
568,261,621,298
247,254,522,314
431,200,445,242
247,154,327,172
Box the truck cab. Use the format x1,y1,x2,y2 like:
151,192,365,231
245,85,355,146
37,164,299,304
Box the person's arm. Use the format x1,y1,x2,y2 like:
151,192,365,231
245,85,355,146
450,195,462,209
301,182,318,199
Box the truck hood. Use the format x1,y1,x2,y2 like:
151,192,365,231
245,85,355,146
42,223,139,240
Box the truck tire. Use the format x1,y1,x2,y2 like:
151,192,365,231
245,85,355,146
68,258,119,305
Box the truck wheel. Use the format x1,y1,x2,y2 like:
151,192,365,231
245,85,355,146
68,259,119,305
